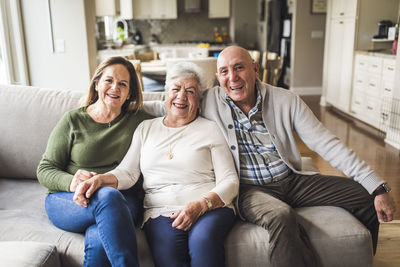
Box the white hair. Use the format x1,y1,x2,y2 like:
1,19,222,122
165,62,207,92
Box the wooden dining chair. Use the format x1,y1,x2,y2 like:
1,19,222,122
132,51,159,62
128,59,144,91
261,51,283,86
248,50,261,64
165,57,218,89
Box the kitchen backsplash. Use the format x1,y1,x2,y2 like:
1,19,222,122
97,8,229,46
128,12,229,44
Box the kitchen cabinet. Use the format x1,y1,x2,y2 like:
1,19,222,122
323,0,398,113
120,0,134,19
95,0,119,17
132,0,177,19
325,18,356,112
132,0,152,19
209,0,230,18
331,0,357,18
153,0,177,19
324,0,357,112
350,53,396,131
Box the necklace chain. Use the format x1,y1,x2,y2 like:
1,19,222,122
164,117,189,160
87,105,118,128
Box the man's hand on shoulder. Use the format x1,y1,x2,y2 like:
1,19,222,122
374,192,396,222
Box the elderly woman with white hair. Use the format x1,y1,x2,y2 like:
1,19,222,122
73,62,239,267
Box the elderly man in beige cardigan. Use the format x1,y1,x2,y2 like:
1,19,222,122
200,45,396,267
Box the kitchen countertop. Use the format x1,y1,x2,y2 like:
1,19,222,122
97,43,229,54
150,43,228,50
97,43,230,66
97,44,147,54
355,50,396,59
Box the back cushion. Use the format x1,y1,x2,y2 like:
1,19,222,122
0,85,84,179
0,84,165,179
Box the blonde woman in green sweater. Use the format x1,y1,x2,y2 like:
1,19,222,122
37,57,152,267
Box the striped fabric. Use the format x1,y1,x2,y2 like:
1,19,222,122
226,89,291,185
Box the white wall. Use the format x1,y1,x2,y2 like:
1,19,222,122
231,0,259,49
20,0,94,91
290,0,326,95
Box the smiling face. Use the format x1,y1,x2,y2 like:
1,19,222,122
165,76,200,126
95,64,130,111
216,46,260,114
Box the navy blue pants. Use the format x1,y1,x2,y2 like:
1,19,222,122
144,207,236,267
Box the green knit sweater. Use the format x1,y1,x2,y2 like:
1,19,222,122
37,106,153,193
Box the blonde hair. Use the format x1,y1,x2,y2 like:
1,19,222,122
82,56,143,112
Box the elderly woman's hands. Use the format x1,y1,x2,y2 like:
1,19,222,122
73,173,119,207
171,193,226,231
70,169,97,192
73,176,101,207
171,200,208,231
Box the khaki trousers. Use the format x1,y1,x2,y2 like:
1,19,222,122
239,173,378,267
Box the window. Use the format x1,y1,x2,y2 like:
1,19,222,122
0,0,29,85
0,2,11,84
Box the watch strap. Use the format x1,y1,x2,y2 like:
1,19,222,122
202,197,213,210
373,182,391,196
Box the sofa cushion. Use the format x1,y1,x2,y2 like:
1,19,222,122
297,206,373,267
0,85,83,179
0,177,155,267
0,178,84,267
0,241,60,267
225,207,373,267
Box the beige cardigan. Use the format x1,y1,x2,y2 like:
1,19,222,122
201,79,383,195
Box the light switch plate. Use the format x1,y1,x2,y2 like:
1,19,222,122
55,39,65,53
311,31,324,39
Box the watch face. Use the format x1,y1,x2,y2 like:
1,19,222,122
383,183,391,192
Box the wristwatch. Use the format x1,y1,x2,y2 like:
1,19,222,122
373,182,391,196
203,197,213,210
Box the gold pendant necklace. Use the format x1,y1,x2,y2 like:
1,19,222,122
164,117,189,160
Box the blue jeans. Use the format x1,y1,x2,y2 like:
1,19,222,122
45,184,144,267
144,207,236,267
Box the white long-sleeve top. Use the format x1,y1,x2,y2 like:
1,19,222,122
109,116,239,225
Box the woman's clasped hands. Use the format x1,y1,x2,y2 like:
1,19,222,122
72,171,118,207
71,169,100,207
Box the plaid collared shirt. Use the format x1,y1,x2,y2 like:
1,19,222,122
226,89,291,185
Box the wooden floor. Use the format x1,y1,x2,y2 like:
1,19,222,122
300,95,400,220
300,96,400,267
374,220,400,267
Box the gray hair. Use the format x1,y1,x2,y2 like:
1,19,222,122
165,62,206,92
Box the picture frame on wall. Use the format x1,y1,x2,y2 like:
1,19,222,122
311,0,327,14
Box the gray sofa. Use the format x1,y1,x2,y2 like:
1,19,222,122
0,84,373,267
